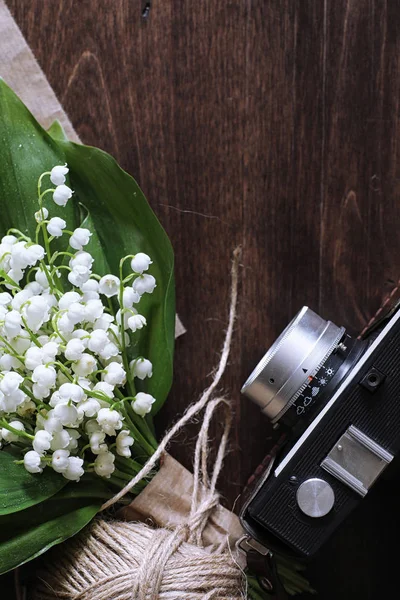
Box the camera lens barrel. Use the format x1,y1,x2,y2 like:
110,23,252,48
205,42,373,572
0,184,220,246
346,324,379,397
241,307,345,423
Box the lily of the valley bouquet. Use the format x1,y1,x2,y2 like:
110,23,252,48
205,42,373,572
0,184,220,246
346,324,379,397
0,79,175,573
0,80,313,600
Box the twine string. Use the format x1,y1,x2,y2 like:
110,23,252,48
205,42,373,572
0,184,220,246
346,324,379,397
101,246,241,511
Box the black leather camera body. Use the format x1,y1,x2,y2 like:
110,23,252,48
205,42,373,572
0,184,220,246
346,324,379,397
240,305,400,558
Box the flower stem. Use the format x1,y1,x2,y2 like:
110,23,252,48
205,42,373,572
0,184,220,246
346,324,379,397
0,419,34,440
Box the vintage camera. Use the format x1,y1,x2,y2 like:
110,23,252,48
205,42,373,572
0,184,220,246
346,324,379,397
240,305,400,559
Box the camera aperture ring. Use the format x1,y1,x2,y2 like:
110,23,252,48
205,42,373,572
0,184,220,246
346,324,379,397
242,307,345,423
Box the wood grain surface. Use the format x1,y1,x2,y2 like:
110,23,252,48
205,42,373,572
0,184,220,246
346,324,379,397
4,1,400,598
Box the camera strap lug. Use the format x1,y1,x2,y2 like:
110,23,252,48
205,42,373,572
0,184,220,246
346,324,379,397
237,535,288,599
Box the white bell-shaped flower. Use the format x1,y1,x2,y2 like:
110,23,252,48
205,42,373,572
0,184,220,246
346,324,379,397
68,265,91,288
33,430,53,455
69,228,92,251
0,371,24,395
42,341,60,361
122,287,140,308
132,274,156,295
25,244,45,266
93,381,114,399
53,403,80,427
6,268,24,287
81,279,100,301
67,301,86,325
89,430,108,455
58,313,75,334
116,430,134,458
84,299,103,323
4,310,22,338
10,241,31,270
99,342,119,361
0,389,26,413
25,281,43,295
25,296,50,332
103,362,126,386
85,419,101,434
1,234,17,245
32,365,57,390
50,429,71,451
130,253,152,274
35,267,50,289
43,413,63,434
0,292,12,306
12,331,31,354
93,313,114,331
78,398,100,418
88,329,108,354
52,449,70,473
58,291,82,310
94,451,115,478
72,353,97,377
59,383,85,404
69,251,94,270
34,207,49,223
96,407,123,436
127,314,146,332
131,392,156,417
32,382,51,400
24,450,43,474
62,456,84,481
11,289,33,310
65,338,85,361
47,216,66,238
25,346,45,370
130,357,153,380
98,274,120,298
53,184,73,207
50,164,69,186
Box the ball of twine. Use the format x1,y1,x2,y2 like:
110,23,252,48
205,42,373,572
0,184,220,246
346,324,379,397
34,519,244,600
32,249,244,600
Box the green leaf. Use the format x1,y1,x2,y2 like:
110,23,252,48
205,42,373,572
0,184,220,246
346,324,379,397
47,119,69,142
58,140,175,413
0,79,78,244
0,478,107,574
0,447,67,516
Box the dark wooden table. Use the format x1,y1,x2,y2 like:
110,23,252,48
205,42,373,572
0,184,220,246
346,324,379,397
4,1,400,598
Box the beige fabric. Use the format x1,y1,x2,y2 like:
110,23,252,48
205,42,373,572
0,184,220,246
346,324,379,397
121,454,245,552
0,0,79,141
0,0,186,338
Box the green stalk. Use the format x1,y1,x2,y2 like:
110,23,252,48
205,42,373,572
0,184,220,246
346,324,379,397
0,419,34,440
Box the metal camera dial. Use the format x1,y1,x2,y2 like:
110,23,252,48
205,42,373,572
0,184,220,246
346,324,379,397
241,307,345,424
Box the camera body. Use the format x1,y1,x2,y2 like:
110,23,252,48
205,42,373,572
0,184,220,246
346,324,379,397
240,306,400,558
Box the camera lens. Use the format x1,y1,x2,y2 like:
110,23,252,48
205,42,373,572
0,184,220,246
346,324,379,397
241,307,364,425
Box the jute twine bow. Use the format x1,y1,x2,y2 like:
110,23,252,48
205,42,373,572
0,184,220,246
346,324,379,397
33,248,245,600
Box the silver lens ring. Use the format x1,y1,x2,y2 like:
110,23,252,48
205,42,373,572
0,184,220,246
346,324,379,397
241,307,344,423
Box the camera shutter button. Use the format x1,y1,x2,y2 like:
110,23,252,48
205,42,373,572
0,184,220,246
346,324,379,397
296,478,335,518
